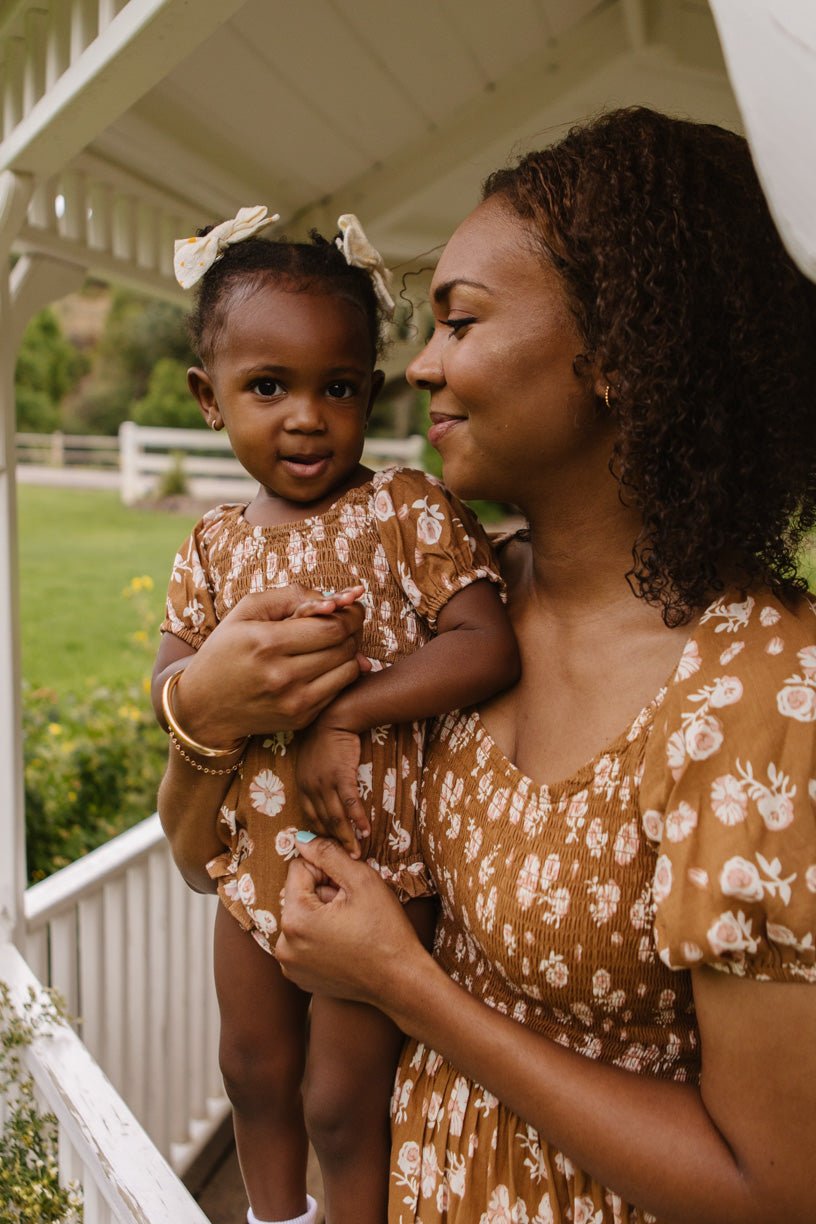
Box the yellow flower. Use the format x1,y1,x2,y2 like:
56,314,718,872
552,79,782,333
47,722,61,736
132,629,148,643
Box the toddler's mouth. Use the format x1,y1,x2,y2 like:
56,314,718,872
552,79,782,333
280,453,331,479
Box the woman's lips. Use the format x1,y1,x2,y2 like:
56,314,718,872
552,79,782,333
427,416,464,448
280,455,330,479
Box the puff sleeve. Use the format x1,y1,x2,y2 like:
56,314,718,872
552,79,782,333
369,467,504,629
159,509,222,650
640,591,816,981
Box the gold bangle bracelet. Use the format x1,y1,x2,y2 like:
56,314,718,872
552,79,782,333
161,670,249,759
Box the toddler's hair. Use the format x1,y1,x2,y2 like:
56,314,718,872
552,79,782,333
188,229,384,366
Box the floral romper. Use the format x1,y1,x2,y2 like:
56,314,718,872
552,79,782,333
161,466,502,952
389,587,816,1222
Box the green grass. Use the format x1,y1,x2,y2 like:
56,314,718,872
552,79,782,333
17,486,196,694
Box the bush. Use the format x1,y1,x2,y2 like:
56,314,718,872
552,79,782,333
15,309,88,433
23,575,167,883
131,358,203,430
0,982,82,1221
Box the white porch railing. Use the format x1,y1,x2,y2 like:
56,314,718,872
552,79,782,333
22,813,230,1176
0,941,211,1224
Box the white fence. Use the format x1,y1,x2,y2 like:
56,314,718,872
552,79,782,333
119,422,425,505
16,429,119,467
21,814,229,1177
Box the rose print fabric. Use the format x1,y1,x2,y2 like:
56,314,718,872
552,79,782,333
161,466,503,952
389,587,815,1222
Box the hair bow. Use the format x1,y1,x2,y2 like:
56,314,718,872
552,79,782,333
335,214,395,318
174,205,280,289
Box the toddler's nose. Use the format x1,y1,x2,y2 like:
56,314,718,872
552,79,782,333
284,395,327,432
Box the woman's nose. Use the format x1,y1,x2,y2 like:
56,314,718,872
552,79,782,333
406,331,445,390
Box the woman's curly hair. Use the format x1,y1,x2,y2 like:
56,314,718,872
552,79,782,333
484,107,816,625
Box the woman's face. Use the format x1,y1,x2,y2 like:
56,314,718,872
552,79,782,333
407,196,613,507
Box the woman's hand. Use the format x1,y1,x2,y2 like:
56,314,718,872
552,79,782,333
275,835,426,1007
168,584,366,748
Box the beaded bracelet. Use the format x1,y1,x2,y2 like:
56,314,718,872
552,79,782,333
167,729,244,776
161,670,249,758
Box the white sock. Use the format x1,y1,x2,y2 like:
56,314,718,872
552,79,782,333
247,1196,318,1224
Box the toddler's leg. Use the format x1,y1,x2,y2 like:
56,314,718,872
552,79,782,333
304,995,401,1224
214,903,311,1222
303,898,437,1223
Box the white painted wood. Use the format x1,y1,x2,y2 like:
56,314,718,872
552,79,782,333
102,875,126,1095
124,861,148,1125
0,0,250,179
9,251,86,350
48,909,79,1020
0,942,211,1222
710,0,816,282
168,863,190,1146
78,891,103,1059
146,846,170,1154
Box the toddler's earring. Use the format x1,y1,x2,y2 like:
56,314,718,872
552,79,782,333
603,383,612,410
210,419,219,430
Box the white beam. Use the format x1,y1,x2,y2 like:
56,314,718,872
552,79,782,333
9,251,86,349
0,0,247,179
0,167,34,945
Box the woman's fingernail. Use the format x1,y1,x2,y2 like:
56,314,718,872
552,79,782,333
296,830,317,843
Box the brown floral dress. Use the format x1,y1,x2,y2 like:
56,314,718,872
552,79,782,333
389,588,816,1223
161,466,502,953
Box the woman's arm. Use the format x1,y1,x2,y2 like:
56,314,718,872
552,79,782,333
296,580,520,849
277,837,816,1224
154,587,366,889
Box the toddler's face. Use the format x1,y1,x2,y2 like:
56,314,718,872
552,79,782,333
193,285,382,508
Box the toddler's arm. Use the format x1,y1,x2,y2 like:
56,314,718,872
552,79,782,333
296,579,519,853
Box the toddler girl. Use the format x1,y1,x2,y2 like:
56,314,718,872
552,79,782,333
152,207,519,1224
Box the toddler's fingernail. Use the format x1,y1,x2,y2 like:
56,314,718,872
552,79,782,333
296,830,317,843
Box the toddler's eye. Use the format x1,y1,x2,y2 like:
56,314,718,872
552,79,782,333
326,381,356,399
251,377,284,397
442,316,476,337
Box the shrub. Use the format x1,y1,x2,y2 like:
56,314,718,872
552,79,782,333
131,358,204,430
0,982,83,1221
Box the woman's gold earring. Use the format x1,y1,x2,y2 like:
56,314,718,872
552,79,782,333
604,383,612,410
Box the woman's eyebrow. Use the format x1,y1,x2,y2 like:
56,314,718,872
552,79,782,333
432,278,491,304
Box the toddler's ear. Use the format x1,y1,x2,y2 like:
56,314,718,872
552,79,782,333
187,366,222,429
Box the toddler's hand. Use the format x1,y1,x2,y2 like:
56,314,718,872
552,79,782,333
290,583,365,620
296,721,369,858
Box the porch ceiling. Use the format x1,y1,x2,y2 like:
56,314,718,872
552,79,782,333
1,0,741,301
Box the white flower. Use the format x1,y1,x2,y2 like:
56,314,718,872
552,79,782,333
274,827,298,859
573,1196,602,1224
687,867,709,889
396,1140,421,1178
614,819,639,865
675,640,702,680
664,800,698,842
798,645,816,677
236,872,256,908
685,714,724,761
706,909,758,957
382,767,397,814
777,684,816,723
719,641,745,666
373,487,395,521
448,1076,469,1136
653,854,673,904
708,676,743,708
711,774,748,825
759,605,781,627
420,1143,440,1198
253,908,277,935
765,636,785,656
720,855,764,902
641,809,663,843
413,497,445,546
249,770,286,817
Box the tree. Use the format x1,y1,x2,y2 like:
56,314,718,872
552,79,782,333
131,358,204,429
15,309,88,432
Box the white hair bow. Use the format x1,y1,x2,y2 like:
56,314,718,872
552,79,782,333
174,205,280,289
335,214,395,318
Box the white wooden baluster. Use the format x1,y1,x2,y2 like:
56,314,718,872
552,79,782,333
22,8,47,117
147,845,170,1154
136,199,158,271
186,890,209,1126
124,858,149,1125
87,178,113,252
70,0,98,66
25,922,48,981
112,191,136,261
44,2,71,90
169,862,191,1146
102,876,126,1095
78,890,103,1061
59,168,87,245
3,35,24,137
49,909,79,1023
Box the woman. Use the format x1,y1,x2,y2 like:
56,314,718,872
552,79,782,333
272,108,816,1223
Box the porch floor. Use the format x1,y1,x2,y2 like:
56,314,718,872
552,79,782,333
193,1125,325,1224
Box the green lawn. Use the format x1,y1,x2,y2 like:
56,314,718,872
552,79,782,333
17,486,195,693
